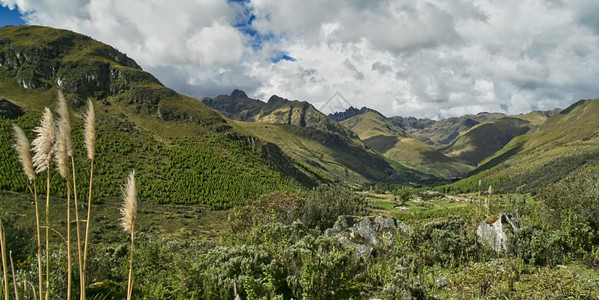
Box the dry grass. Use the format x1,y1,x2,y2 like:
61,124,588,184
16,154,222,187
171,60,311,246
82,99,95,300
12,125,43,300
120,170,137,300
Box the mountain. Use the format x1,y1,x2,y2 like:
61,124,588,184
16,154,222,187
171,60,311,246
340,109,472,179
328,106,375,122
200,89,266,121
203,91,357,139
0,25,320,209
237,121,430,185
449,99,599,193
441,112,550,166
203,91,433,184
391,112,507,148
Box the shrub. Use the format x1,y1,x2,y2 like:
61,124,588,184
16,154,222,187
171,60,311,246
302,184,367,230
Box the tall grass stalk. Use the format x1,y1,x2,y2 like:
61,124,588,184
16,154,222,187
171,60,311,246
9,252,18,300
31,108,55,300
120,171,137,300
57,92,86,299
82,99,95,300
56,96,74,300
1,220,8,300
12,125,43,300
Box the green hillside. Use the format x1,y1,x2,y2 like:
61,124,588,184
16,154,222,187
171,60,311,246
391,112,506,148
0,25,312,209
341,110,472,179
239,121,435,185
443,99,599,193
441,112,548,166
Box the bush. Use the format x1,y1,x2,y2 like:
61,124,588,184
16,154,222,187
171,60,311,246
228,191,303,233
302,184,367,230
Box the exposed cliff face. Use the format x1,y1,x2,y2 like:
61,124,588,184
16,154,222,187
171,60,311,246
0,98,24,118
328,106,378,122
0,25,159,103
201,89,266,121
203,91,358,140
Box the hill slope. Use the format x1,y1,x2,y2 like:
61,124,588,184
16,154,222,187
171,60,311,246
441,112,549,166
0,25,319,208
447,99,599,193
340,110,472,179
391,113,507,148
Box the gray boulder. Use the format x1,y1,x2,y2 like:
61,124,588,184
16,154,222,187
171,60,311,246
325,215,412,257
476,212,520,252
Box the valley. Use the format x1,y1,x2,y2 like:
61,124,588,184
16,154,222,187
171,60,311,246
1,25,599,299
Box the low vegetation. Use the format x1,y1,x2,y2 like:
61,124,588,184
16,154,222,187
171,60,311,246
2,160,599,298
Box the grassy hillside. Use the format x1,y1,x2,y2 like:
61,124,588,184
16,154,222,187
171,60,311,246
341,110,472,179
0,25,312,209
441,113,547,166
391,112,507,148
238,121,433,185
441,99,599,194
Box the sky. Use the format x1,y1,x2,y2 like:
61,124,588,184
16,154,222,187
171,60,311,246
1,0,599,119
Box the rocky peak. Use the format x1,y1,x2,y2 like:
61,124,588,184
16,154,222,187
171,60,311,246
328,106,380,122
230,89,248,100
267,95,287,105
0,25,159,100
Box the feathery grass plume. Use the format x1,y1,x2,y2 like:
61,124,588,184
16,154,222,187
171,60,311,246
84,99,95,160
31,108,55,174
56,90,73,156
12,125,43,300
12,125,35,181
82,99,96,300
31,107,55,300
120,170,137,300
54,123,74,299
120,171,137,234
56,91,86,299
54,125,70,179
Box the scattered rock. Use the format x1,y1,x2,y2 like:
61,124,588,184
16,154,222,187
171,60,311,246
476,212,520,252
325,215,412,258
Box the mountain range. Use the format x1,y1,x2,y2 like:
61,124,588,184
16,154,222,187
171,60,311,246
2,25,599,207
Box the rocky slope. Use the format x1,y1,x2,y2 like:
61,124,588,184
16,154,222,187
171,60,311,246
203,90,357,139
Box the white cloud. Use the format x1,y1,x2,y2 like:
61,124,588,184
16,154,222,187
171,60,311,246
3,0,599,118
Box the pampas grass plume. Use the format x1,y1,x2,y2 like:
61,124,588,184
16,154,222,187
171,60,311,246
54,126,69,179
31,108,55,174
120,170,137,234
56,90,73,156
84,99,95,160
12,125,35,181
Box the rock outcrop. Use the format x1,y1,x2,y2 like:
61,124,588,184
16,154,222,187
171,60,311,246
476,212,520,252
0,98,24,119
325,215,412,257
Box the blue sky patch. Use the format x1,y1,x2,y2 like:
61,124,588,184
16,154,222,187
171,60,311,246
0,5,25,28
228,0,294,63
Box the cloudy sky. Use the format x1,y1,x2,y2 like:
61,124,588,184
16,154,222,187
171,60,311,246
1,0,599,119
